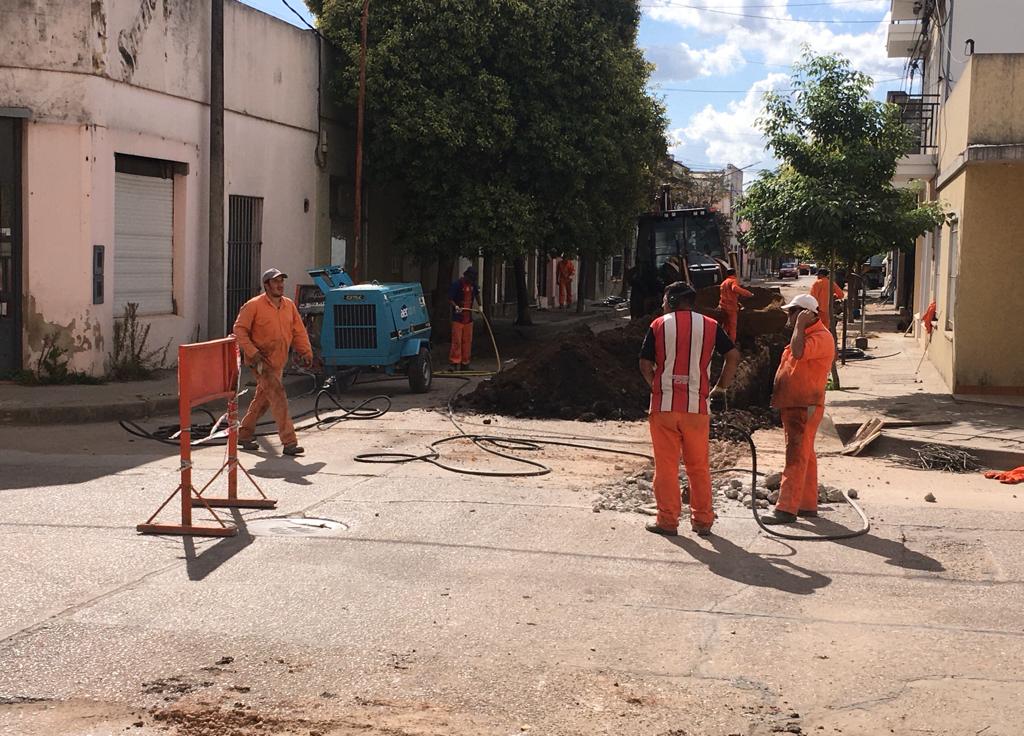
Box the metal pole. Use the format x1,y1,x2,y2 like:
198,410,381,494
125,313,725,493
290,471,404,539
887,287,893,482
352,0,370,282
208,0,225,337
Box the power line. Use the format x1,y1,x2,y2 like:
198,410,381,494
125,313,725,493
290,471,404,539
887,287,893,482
662,0,884,6
279,0,316,31
640,1,885,23
651,77,904,93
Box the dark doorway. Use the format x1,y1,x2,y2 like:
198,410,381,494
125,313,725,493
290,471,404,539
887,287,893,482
226,195,263,333
0,119,22,375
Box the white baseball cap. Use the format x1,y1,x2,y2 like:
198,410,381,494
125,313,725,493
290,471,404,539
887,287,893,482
781,293,819,314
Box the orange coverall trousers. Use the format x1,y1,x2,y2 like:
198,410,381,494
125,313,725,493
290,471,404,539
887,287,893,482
558,279,572,307
720,308,738,342
649,411,714,530
449,321,473,366
775,404,825,515
239,366,296,446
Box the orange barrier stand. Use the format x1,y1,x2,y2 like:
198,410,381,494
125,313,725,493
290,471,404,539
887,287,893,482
137,337,276,537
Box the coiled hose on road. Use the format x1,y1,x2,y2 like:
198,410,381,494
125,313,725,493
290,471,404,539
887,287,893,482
119,318,868,540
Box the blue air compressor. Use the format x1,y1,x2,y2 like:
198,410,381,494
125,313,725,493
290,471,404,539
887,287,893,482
298,266,433,393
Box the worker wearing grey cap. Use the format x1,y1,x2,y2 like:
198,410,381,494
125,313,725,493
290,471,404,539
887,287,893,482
232,267,313,456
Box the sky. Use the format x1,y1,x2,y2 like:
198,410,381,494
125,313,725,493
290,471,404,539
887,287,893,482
242,0,903,183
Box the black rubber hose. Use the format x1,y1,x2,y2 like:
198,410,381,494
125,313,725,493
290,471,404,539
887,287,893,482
726,423,870,541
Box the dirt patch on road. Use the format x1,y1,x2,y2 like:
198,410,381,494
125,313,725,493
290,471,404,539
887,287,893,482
458,319,786,426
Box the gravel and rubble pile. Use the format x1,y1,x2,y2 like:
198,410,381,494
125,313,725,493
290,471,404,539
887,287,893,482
594,460,860,515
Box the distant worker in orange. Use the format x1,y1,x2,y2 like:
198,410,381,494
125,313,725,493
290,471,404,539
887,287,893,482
556,255,576,309
718,267,753,342
448,265,480,371
761,293,835,525
810,268,844,330
639,281,742,537
233,268,314,456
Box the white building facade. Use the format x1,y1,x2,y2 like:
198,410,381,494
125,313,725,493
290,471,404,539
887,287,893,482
0,0,336,375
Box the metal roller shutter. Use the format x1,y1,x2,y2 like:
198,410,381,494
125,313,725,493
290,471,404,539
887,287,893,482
114,172,173,316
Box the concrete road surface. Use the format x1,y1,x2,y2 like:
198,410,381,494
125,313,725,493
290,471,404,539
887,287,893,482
1,367,1023,735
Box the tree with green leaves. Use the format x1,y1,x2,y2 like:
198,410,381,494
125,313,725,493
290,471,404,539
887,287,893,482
738,51,944,381
310,0,666,323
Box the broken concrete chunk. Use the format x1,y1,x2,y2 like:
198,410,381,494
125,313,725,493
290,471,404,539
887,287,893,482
729,478,743,490
724,488,740,500
765,472,782,490
847,488,859,499
924,492,936,503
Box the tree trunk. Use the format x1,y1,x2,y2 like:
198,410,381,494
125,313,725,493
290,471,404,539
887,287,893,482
575,253,587,314
841,280,849,367
513,255,533,326
433,255,454,328
482,253,495,322
828,249,841,389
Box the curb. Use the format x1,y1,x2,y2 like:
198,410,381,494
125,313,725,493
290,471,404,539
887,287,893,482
0,374,317,426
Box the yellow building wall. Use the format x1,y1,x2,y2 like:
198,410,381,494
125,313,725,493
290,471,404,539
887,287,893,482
955,165,1024,392
937,60,972,175
967,56,1024,146
925,171,965,392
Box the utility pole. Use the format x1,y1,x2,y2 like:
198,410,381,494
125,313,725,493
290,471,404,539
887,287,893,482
352,0,370,282
208,0,225,336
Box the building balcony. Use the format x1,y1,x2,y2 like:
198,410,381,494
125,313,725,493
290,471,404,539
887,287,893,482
888,92,940,185
887,19,923,58
890,0,923,22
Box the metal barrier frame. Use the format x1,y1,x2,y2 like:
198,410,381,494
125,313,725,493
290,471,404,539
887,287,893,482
137,337,275,537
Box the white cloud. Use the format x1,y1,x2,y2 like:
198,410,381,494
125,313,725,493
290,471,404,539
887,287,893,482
670,73,790,168
645,41,745,82
645,0,901,81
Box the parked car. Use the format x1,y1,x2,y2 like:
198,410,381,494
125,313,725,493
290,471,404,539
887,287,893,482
798,262,811,275
778,262,799,279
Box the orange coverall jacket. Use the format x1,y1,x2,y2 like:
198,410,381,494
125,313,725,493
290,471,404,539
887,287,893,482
556,259,575,284
233,293,313,372
771,320,835,409
718,275,753,311
810,278,844,323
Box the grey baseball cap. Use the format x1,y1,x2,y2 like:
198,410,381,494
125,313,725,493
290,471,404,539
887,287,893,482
261,267,287,283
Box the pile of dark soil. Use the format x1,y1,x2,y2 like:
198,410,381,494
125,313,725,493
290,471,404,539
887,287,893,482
458,319,788,425
458,322,651,421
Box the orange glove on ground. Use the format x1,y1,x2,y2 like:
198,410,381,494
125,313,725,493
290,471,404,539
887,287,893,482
984,466,1024,484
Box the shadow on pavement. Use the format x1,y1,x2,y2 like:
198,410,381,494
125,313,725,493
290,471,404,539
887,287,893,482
182,509,255,582
668,533,832,595
804,516,945,571
247,457,327,486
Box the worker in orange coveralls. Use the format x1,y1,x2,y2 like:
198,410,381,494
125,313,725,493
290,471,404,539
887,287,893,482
556,255,576,308
233,268,314,456
639,281,741,537
810,268,844,330
761,293,836,525
448,266,480,371
718,267,753,342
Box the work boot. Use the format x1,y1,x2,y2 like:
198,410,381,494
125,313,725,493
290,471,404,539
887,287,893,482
283,443,305,456
644,522,678,537
797,509,819,518
691,524,713,537
760,509,798,525
238,439,258,451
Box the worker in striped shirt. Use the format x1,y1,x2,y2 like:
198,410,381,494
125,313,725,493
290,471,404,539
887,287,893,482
639,281,742,537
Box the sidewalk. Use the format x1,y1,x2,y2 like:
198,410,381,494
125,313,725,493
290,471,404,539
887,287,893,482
0,303,619,426
825,301,1024,469
0,369,316,426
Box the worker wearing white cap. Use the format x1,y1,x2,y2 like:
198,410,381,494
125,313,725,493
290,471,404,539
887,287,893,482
762,293,835,524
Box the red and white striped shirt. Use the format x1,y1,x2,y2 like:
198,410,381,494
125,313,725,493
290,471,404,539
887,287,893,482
642,310,732,415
